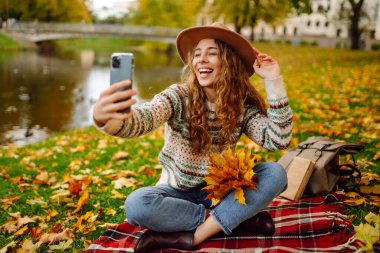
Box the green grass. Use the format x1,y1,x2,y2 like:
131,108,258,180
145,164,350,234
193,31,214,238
0,43,379,252
0,32,20,50
54,37,145,53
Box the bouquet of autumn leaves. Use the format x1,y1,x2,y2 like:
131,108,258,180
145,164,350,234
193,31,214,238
203,148,258,206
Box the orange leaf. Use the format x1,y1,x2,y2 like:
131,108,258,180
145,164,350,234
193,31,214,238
30,226,42,240
344,198,366,206
69,182,83,196
360,185,380,195
71,190,89,214
50,222,61,233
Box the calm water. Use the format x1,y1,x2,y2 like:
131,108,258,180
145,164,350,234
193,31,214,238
0,48,183,146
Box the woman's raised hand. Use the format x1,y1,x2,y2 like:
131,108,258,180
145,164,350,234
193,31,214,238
93,80,137,126
252,48,280,80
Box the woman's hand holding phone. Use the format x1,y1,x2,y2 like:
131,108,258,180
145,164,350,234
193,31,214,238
93,80,137,126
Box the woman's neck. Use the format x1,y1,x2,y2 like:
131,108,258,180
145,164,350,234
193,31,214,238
203,87,217,103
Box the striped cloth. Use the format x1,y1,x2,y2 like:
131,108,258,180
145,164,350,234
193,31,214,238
87,193,360,253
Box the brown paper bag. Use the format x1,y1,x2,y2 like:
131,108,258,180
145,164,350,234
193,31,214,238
280,157,315,200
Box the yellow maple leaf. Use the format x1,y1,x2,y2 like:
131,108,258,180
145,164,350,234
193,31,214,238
71,190,89,214
354,222,380,251
203,148,257,205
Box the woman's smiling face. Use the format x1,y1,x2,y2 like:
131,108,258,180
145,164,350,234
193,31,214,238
192,38,222,89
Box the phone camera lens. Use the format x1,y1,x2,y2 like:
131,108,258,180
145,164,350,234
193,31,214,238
112,56,120,68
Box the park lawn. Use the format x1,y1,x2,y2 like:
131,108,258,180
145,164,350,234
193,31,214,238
0,44,379,252
0,32,20,50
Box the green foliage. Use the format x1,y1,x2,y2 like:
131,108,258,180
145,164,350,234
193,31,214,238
129,0,204,27
300,40,318,47
0,0,91,22
289,0,312,15
371,43,380,51
210,0,302,40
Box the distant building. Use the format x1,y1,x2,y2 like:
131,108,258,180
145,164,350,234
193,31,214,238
198,0,380,49
89,0,132,20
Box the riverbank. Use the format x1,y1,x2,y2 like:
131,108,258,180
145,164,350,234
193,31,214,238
0,30,173,53
0,31,21,50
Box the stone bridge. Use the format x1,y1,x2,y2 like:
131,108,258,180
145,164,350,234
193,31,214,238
2,22,181,44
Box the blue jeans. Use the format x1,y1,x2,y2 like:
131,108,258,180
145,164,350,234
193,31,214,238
125,162,287,235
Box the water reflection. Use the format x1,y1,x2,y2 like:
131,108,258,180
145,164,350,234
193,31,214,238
0,48,183,146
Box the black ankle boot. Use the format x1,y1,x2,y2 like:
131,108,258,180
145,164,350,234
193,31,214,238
234,211,275,235
135,230,194,253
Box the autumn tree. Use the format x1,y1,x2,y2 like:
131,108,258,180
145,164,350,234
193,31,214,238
129,0,205,28
210,0,310,41
333,0,366,50
0,0,91,23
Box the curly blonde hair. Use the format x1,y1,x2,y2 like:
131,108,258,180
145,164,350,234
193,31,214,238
181,39,267,153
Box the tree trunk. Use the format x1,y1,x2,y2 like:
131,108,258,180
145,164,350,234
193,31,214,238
250,16,257,41
348,0,364,50
234,16,242,33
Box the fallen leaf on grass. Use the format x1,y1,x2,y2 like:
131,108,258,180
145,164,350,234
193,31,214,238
105,208,116,216
34,170,49,185
99,223,119,229
112,177,138,189
15,225,28,236
36,228,74,247
20,239,38,252
30,226,42,240
1,196,21,209
17,216,39,227
354,222,380,251
112,151,130,160
369,196,380,207
360,172,380,185
360,185,380,195
344,192,366,206
50,223,62,233
50,189,71,204
70,190,89,214
0,241,16,253
111,190,125,199
69,181,83,196
26,198,48,207
46,209,58,222
73,211,98,234
365,212,380,228
49,239,73,251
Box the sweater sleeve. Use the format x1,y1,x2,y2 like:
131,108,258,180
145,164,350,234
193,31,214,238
244,76,293,150
96,84,184,138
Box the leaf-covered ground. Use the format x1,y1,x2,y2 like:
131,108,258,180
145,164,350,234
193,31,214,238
0,44,379,252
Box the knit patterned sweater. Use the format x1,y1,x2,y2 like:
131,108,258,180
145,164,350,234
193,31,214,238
98,76,293,190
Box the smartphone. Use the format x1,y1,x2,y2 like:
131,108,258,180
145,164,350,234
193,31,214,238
110,53,134,113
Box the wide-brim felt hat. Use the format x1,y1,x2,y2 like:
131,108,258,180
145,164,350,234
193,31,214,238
176,22,257,76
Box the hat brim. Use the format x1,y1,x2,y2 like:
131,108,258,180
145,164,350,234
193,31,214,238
176,26,257,76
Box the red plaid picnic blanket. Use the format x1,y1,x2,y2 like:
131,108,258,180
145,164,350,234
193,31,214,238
87,193,360,253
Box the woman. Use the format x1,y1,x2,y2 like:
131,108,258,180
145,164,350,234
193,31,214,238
93,22,292,252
